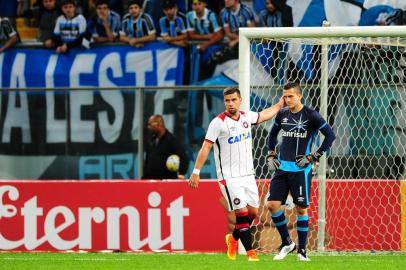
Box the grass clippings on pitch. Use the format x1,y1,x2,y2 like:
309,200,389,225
1,251,405,270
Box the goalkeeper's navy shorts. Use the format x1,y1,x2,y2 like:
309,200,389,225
267,167,313,208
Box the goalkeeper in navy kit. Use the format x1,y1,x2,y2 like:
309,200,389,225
266,82,336,261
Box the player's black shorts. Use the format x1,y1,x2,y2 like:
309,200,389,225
267,167,313,207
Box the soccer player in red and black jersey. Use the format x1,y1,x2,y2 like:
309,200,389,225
188,86,285,261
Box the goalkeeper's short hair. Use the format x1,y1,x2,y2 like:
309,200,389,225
283,81,302,94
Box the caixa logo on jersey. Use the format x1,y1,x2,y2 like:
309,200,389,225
227,131,252,144
0,185,189,251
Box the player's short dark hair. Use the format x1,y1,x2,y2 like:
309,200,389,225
60,0,76,7
283,81,301,94
223,86,241,96
96,0,110,7
128,0,143,8
163,0,176,9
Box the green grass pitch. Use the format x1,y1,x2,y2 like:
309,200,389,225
1,252,405,270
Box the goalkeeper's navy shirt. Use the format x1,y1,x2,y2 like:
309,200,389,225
267,105,336,172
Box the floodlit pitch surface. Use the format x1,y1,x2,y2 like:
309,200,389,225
1,252,406,270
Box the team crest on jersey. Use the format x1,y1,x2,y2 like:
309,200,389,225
233,198,241,205
243,121,249,128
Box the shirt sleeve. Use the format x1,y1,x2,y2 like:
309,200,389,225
87,18,97,37
208,11,222,32
112,13,121,36
2,18,17,37
243,6,255,24
144,14,156,34
311,110,327,130
53,16,62,35
186,12,194,31
317,124,336,154
120,18,130,36
205,118,221,143
159,17,168,36
247,110,260,125
311,110,336,154
178,17,187,33
259,10,266,26
78,15,87,34
220,9,229,27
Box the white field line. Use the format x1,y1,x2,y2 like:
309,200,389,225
1,257,132,261
0,251,405,262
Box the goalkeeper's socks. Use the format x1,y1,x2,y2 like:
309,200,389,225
297,215,309,250
235,211,253,251
271,209,290,245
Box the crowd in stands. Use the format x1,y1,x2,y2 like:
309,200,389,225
1,0,406,49
0,0,297,81
0,0,297,52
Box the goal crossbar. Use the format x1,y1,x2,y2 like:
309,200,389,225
239,26,406,39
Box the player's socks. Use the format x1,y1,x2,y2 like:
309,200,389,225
297,215,309,250
232,229,239,241
248,216,254,226
235,211,253,251
271,209,291,245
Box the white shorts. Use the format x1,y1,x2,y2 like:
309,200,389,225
219,175,259,211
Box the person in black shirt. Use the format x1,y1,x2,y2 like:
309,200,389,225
0,17,18,53
143,114,189,179
20,0,59,47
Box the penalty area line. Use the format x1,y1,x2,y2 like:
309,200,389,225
2,257,132,261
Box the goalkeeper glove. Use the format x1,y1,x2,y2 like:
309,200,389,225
295,152,322,167
267,151,280,171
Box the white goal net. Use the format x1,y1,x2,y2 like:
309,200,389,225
239,26,406,252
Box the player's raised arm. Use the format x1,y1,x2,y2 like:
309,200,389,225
257,96,285,124
188,140,213,189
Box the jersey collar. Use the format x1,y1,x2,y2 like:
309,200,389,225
224,111,241,121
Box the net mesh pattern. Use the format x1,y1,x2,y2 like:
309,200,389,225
247,36,406,251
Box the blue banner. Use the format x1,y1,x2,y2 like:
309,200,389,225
0,42,184,88
0,43,185,179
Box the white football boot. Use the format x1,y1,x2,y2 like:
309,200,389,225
273,242,296,260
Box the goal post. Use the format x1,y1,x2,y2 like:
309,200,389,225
239,25,406,252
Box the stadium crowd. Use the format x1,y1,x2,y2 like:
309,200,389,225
1,0,404,81
1,0,405,80
2,0,404,50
